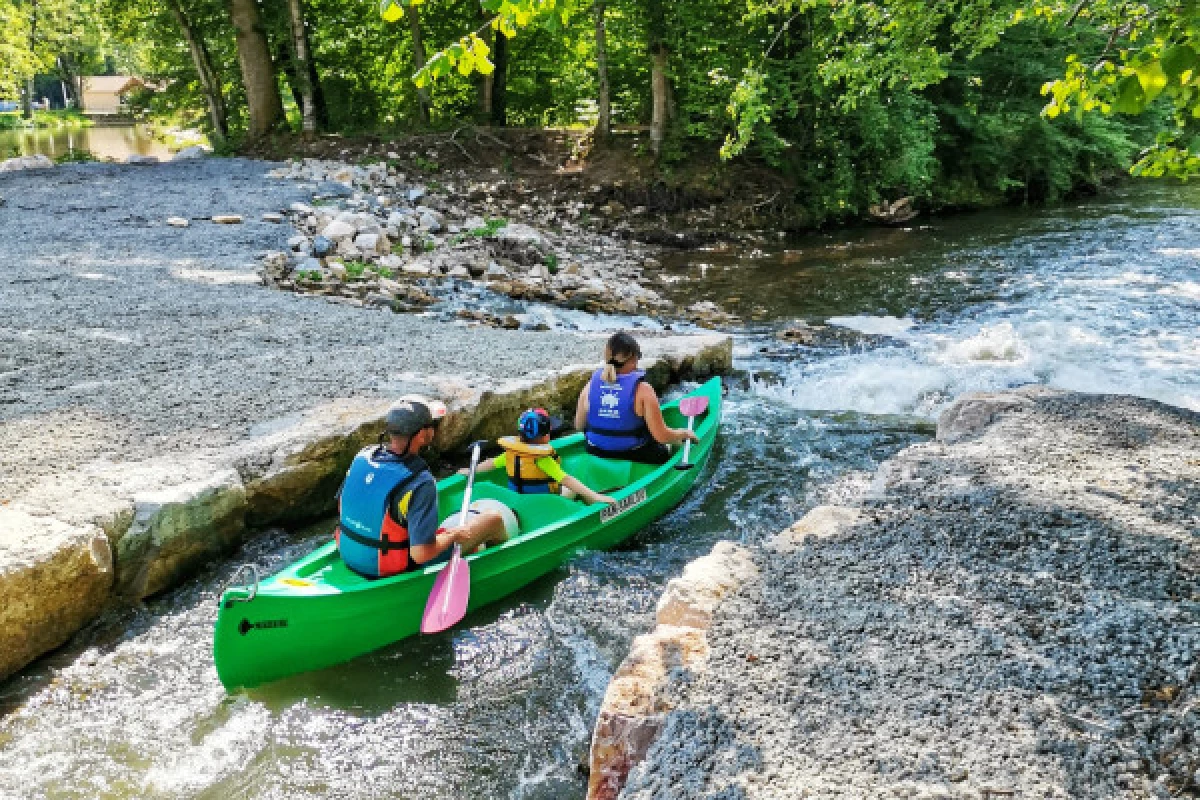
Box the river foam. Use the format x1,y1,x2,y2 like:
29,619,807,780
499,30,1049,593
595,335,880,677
751,194,1200,417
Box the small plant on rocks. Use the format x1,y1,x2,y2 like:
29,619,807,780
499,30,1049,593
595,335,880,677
54,148,97,164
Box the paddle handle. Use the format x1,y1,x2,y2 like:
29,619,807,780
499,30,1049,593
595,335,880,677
458,444,481,521
680,416,696,464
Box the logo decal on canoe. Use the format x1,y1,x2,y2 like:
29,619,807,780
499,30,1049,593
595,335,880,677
238,618,289,636
601,489,647,523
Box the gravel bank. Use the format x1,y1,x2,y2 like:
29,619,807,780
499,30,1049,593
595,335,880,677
0,160,600,500
621,388,1200,799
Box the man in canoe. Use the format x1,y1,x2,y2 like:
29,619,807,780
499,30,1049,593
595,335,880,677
465,408,616,505
336,396,511,579
574,332,699,465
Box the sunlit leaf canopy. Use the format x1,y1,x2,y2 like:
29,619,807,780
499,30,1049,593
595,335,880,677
397,0,1197,176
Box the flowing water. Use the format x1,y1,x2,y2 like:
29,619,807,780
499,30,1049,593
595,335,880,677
1,182,1197,799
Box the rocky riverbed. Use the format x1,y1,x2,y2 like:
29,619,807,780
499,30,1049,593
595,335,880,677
258,158,737,327
614,387,1200,799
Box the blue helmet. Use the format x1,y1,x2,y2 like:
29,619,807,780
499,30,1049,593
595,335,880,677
518,408,552,442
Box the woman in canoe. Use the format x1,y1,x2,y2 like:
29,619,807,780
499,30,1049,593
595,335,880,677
574,332,699,465
465,407,616,505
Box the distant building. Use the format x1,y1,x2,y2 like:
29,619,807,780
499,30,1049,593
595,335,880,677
80,76,149,115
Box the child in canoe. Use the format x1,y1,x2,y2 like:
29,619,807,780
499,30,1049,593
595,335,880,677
463,408,617,506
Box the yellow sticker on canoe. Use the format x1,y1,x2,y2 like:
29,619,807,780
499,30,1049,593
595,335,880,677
280,578,313,587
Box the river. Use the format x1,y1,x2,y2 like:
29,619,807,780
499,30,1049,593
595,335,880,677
0,182,1196,799
0,124,175,162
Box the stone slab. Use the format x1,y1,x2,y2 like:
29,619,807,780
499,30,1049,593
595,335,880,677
0,509,113,679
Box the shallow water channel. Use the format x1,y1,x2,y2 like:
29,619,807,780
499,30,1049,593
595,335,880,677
1,182,1197,799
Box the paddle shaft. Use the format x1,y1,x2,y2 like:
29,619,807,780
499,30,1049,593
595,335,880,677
442,444,482,615
679,416,696,464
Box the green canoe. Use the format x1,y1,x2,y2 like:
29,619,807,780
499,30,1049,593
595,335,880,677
213,377,722,690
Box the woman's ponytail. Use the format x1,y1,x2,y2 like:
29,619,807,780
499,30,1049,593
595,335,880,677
600,331,642,384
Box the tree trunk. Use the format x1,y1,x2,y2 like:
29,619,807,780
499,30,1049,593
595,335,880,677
22,0,37,120
405,4,430,125
646,0,669,156
228,0,284,139
491,31,508,127
286,0,316,136
649,44,668,156
593,0,610,140
302,15,328,129
478,10,493,117
169,0,228,142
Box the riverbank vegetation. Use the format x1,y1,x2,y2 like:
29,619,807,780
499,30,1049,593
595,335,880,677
0,109,92,130
1,0,1194,225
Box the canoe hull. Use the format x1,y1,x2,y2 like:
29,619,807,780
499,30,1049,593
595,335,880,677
214,377,721,690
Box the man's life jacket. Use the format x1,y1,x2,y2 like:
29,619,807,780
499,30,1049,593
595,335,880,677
336,446,426,578
499,436,562,494
585,368,649,452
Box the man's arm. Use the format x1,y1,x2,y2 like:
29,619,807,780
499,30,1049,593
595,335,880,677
404,479,459,565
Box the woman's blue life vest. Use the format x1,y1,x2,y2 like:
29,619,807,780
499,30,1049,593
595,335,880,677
585,368,650,452
336,445,426,578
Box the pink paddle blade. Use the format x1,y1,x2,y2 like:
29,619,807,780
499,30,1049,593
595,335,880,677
421,548,470,634
678,396,709,418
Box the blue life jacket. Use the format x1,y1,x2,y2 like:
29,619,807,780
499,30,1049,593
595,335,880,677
585,368,649,452
336,446,426,578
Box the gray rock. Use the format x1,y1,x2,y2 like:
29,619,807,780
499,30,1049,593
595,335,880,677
126,154,160,166
418,210,444,233
354,233,382,255
320,219,356,242
0,154,54,172
172,145,209,161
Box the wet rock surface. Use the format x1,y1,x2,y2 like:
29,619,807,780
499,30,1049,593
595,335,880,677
621,387,1200,799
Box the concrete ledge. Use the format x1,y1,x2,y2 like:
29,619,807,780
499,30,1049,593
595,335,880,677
587,538,758,800
1,333,732,683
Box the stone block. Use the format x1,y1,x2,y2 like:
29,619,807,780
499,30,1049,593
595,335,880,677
0,509,113,680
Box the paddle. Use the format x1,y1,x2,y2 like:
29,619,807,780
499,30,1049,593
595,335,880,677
421,441,483,634
674,395,709,471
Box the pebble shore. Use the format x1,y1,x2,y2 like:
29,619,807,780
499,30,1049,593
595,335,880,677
620,387,1200,799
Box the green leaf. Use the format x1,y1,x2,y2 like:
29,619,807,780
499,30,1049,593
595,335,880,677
1160,44,1198,81
1112,73,1146,114
1135,61,1168,104
379,0,404,23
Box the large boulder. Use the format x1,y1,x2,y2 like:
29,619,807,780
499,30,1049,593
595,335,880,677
0,508,113,679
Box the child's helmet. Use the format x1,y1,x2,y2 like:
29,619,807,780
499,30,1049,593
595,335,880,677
518,408,552,442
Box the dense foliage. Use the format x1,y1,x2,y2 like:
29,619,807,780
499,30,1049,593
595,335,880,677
0,0,1194,223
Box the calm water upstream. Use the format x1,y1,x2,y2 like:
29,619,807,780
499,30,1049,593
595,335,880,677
0,182,1197,799
0,124,174,162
